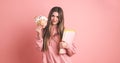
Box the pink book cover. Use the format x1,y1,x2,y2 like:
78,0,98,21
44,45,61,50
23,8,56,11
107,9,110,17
62,29,75,45
59,29,75,54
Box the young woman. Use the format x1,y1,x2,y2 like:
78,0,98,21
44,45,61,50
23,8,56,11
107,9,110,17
36,6,76,63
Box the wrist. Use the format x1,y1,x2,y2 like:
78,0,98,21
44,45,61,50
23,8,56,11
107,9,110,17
37,25,43,29
60,41,69,49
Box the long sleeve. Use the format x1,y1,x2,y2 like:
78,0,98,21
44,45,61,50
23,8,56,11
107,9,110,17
36,38,43,50
65,43,77,57
35,31,43,51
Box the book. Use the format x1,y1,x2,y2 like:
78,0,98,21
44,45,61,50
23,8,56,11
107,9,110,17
59,29,75,54
62,29,75,45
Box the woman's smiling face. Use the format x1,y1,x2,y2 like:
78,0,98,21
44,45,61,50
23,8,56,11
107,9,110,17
51,12,59,25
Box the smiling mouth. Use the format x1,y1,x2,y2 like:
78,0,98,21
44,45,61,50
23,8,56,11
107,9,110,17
52,21,56,22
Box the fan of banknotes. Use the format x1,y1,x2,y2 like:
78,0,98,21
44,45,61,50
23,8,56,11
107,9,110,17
34,16,48,27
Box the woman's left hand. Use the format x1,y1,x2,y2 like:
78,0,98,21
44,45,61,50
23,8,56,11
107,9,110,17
60,41,68,49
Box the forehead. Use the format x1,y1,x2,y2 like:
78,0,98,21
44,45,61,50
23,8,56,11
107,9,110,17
52,12,58,16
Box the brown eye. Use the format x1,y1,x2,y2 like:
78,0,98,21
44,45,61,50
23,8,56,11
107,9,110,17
51,15,54,17
57,16,59,18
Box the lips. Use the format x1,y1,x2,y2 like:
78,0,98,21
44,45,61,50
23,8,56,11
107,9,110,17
52,21,56,22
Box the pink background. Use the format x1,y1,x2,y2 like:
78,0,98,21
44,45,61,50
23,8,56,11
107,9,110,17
0,0,120,63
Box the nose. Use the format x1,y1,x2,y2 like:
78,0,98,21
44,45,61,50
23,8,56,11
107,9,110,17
53,17,57,21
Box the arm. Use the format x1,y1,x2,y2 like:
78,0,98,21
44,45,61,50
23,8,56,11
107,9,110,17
35,26,43,50
65,43,76,57
34,16,47,50
60,42,77,57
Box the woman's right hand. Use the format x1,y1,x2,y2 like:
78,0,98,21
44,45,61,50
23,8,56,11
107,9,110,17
36,26,43,39
36,26,43,33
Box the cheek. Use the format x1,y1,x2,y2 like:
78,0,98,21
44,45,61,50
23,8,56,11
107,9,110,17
51,17,54,20
56,20,59,23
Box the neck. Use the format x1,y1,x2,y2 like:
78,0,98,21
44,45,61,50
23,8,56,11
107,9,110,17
51,24,57,27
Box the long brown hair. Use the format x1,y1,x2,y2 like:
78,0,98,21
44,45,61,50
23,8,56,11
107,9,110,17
42,6,65,51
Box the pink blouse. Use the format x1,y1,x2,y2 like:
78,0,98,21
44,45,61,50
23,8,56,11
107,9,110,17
36,26,76,63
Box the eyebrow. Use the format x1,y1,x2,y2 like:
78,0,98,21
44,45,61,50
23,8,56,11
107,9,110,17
51,15,54,16
51,15,59,17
